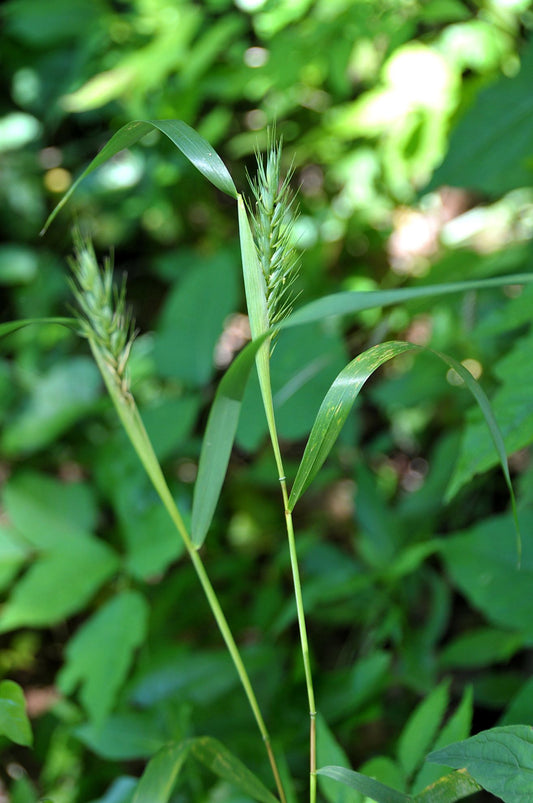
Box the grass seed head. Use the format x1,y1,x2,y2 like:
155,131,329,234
248,135,300,333
69,232,136,391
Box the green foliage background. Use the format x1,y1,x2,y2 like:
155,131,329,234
1,0,533,800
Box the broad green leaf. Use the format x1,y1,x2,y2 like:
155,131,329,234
132,742,190,803
427,725,533,803
0,472,118,631
0,680,32,747
58,591,149,724
441,510,533,635
397,681,450,781
153,250,238,387
193,272,533,546
76,711,167,761
316,766,409,803
0,525,30,593
414,770,481,802
440,628,523,670
191,332,268,547
430,39,533,194
316,714,353,803
0,317,75,339
1,356,102,456
41,119,237,233
0,534,119,632
191,736,279,803
2,470,98,549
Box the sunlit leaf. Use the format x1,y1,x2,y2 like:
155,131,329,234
41,119,237,233
427,725,533,803
0,680,32,747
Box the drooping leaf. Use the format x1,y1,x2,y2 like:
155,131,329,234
316,766,409,803
132,742,190,803
398,681,450,782
441,510,533,635
41,119,237,233
427,725,533,803
287,342,520,560
190,736,279,803
288,342,413,509
58,590,149,724
0,680,32,747
447,329,533,500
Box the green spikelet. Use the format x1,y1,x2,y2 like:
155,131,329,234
69,232,136,394
248,136,300,332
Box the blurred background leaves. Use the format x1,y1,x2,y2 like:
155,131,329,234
2,0,533,800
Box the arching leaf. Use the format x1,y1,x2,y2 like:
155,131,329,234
287,341,519,560
41,119,237,233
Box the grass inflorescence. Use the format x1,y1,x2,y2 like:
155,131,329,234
69,233,136,392
248,137,300,333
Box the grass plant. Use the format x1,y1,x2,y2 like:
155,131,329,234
2,120,533,802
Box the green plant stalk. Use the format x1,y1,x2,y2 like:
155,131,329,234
261,373,318,803
88,339,287,803
240,152,317,801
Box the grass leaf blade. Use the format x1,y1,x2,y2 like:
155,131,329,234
41,119,237,233
288,342,520,562
316,766,410,803
283,274,533,329
0,318,76,338
288,342,414,510
191,736,279,803
132,741,190,803
191,332,268,547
